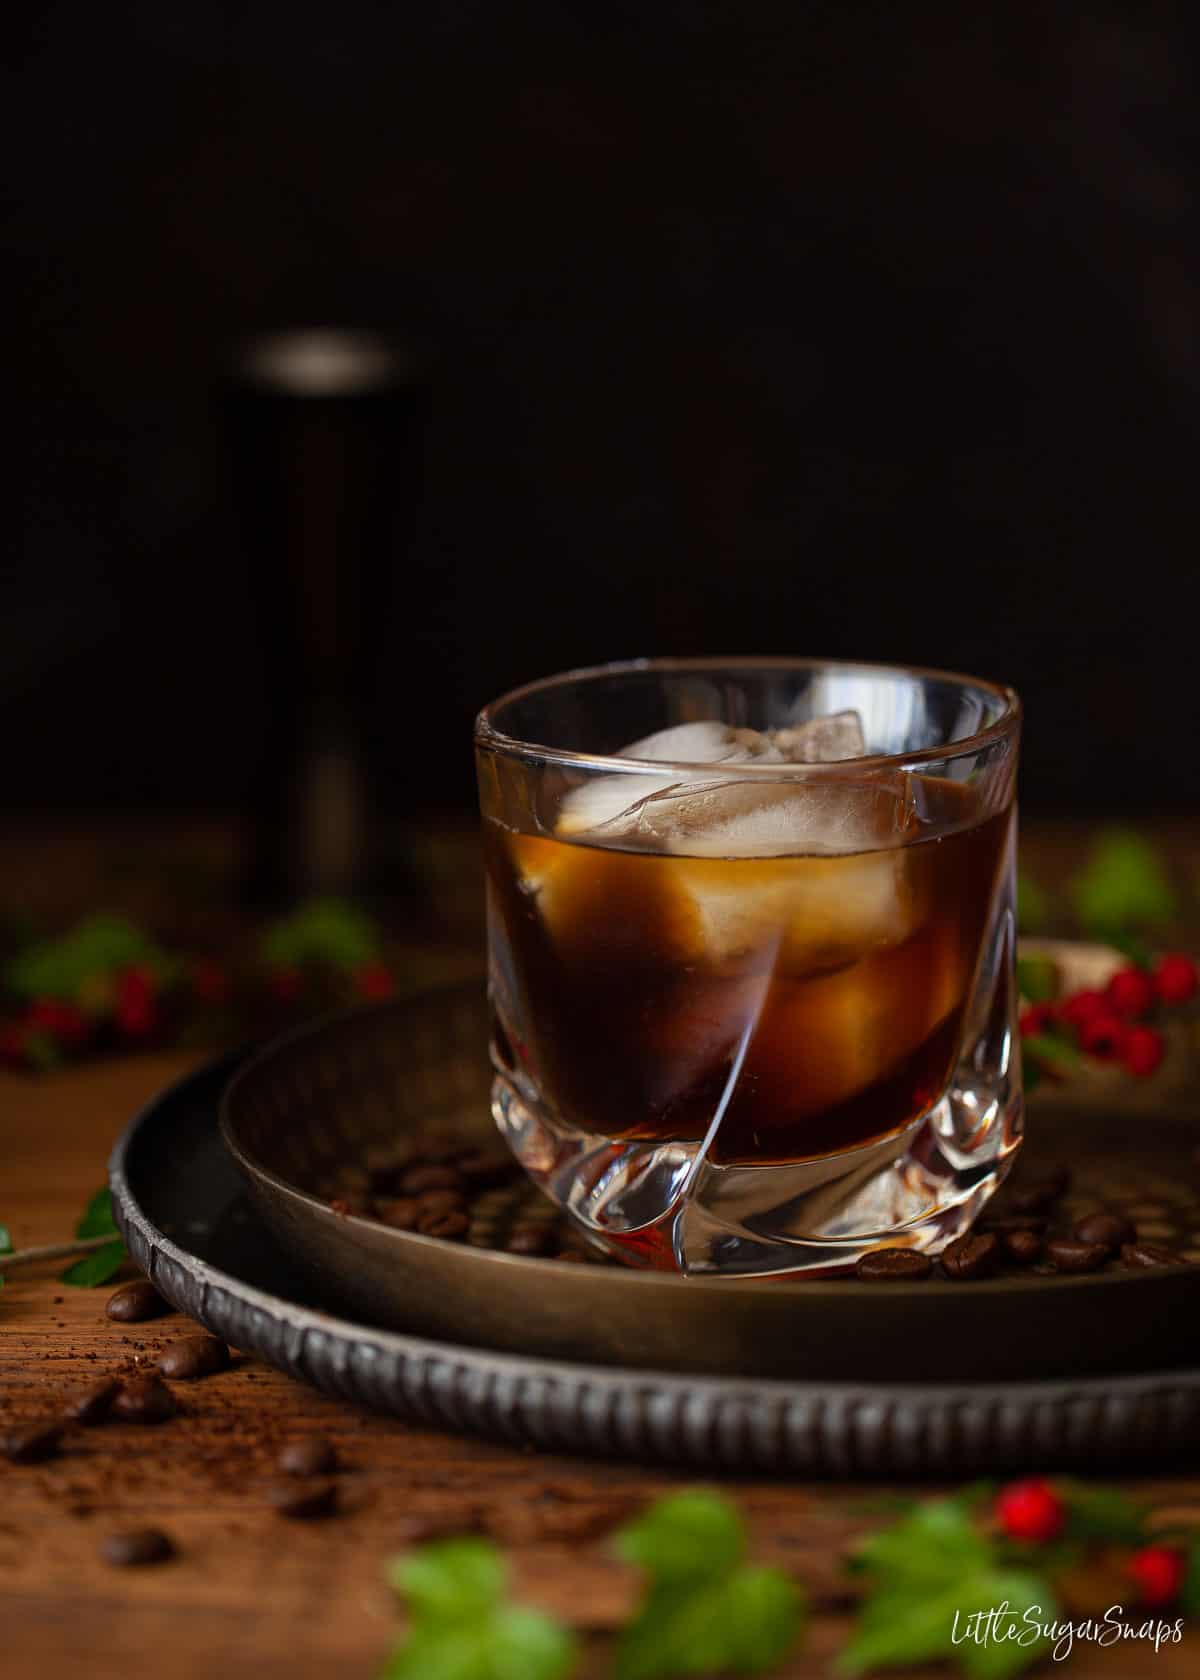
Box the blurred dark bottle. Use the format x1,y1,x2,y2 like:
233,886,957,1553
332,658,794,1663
222,329,432,908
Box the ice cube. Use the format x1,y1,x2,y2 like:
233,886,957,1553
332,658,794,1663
772,710,866,763
556,721,779,837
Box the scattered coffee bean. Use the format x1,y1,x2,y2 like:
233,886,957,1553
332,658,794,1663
158,1335,230,1381
1001,1229,1043,1267
267,1478,337,1520
1121,1242,1183,1269
332,1164,371,1193
414,1189,468,1220
375,1196,420,1230
505,1226,556,1257
62,1377,120,1427
112,1374,177,1424
328,1195,369,1217
940,1232,1000,1280
364,1143,414,1179
854,1248,934,1281
100,1527,174,1567
416,1208,470,1240
400,1163,465,1196
1044,1238,1109,1274
3,1419,63,1464
1074,1212,1136,1253
278,1436,338,1477
105,1280,169,1323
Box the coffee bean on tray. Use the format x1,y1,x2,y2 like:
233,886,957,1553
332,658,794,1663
1044,1238,1109,1274
1001,1230,1043,1267
112,1374,177,1424
455,1149,517,1189
854,1248,933,1281
62,1377,121,1427
1008,1177,1068,1215
1122,1242,1184,1269
375,1197,421,1230
267,1478,337,1520
506,1226,556,1256
106,1280,169,1323
158,1335,230,1381
414,1189,467,1219
101,1527,174,1567
1074,1212,1136,1253
940,1232,1000,1280
278,1436,338,1477
416,1208,470,1240
400,1163,466,1196
3,1419,63,1464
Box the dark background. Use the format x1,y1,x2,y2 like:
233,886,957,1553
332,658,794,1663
9,4,1199,820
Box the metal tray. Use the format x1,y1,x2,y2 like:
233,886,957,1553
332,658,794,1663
108,1016,1200,1473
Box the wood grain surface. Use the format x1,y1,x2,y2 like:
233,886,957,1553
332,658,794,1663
3,1054,1200,1679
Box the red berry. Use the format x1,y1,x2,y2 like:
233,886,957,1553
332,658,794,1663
1153,953,1198,1007
1122,1024,1165,1078
995,1478,1065,1543
1019,1003,1058,1037
1077,1012,1128,1060
269,966,304,1004
1127,1545,1185,1606
192,960,231,1007
1059,989,1108,1029
26,998,89,1049
354,962,394,1001
115,995,159,1040
1105,966,1154,1020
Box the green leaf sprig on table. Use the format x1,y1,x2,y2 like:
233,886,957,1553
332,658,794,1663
1070,829,1179,945
381,1537,577,1680
837,1494,1057,1678
612,1491,804,1679
60,1187,126,1287
0,1221,11,1290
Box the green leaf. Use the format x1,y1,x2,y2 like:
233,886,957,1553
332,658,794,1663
1070,830,1178,935
716,1566,804,1672
388,1539,506,1624
60,1239,126,1287
75,1187,118,1239
487,1607,577,1680
1059,1482,1147,1547
1182,1536,1200,1617
1016,874,1051,936
1020,1034,1080,1072
615,1570,802,1680
613,1489,745,1583
839,1568,1054,1678
849,1498,991,1588
0,1223,12,1254
5,913,164,1001
259,899,381,971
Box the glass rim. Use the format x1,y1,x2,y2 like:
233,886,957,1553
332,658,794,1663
475,655,1021,777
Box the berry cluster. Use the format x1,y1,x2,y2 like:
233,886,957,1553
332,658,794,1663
995,1479,1188,1607
1020,952,1197,1081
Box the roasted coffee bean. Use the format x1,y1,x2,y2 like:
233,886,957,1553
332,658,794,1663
278,1435,338,1477
415,1189,467,1219
112,1374,177,1424
416,1208,470,1240
100,1527,174,1567
940,1232,1000,1280
455,1149,516,1189
1001,1230,1043,1266
105,1280,169,1323
3,1419,63,1464
267,1478,337,1520
1044,1238,1109,1274
400,1163,466,1196
1074,1212,1137,1253
506,1226,556,1256
157,1335,230,1381
1121,1242,1183,1269
62,1377,120,1427
364,1143,414,1178
854,1248,934,1281
332,1164,371,1193
375,1196,420,1230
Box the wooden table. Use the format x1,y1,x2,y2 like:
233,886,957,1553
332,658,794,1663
3,1051,1199,1678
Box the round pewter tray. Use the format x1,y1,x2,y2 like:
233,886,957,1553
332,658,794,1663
110,1048,1200,1473
216,985,1200,1385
